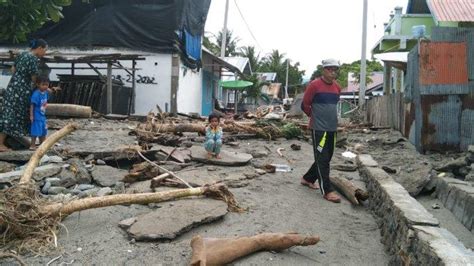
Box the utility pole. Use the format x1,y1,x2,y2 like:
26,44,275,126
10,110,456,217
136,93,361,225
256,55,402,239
220,0,230,58
285,59,289,100
359,0,368,107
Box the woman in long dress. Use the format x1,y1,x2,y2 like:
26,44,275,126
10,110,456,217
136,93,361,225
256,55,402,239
0,39,48,152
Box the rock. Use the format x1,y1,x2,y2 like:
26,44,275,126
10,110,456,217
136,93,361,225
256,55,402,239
48,156,64,163
466,173,474,182
249,150,268,159
226,142,239,147
0,164,62,184
0,161,16,173
96,159,106,165
78,188,100,198
42,181,51,194
382,166,397,174
357,155,378,167
119,217,137,229
126,180,153,194
70,189,81,195
431,203,441,209
454,166,471,177
0,150,34,162
84,164,94,171
91,165,128,187
113,181,126,194
207,166,218,171
255,169,267,175
290,144,301,151
45,177,61,187
68,158,92,184
244,172,259,179
48,186,69,195
77,184,96,191
333,164,358,172
58,168,79,188
84,154,95,162
127,199,228,241
182,141,194,148
189,146,252,166
435,157,468,172
39,155,51,165
97,187,113,197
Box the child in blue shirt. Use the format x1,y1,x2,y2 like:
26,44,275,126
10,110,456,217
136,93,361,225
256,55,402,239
204,113,223,159
29,76,50,150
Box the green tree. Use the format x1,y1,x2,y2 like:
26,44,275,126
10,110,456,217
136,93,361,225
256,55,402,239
238,46,261,73
203,30,240,57
259,50,304,97
0,0,77,43
310,59,383,88
203,35,220,55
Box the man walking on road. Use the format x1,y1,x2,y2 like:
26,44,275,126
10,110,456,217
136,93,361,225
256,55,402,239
300,59,341,203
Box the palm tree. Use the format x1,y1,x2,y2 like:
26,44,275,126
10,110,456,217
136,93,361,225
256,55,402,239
238,46,261,73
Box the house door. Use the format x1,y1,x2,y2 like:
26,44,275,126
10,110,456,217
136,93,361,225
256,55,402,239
202,71,213,116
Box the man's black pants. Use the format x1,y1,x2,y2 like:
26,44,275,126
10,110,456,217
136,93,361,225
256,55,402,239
303,130,336,195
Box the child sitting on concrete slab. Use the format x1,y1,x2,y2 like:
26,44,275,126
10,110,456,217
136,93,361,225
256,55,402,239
204,113,223,159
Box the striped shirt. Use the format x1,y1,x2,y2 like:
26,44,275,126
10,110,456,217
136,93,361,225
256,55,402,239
302,78,341,131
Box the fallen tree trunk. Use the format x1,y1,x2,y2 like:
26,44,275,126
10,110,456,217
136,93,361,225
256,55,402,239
40,184,240,217
329,176,369,205
46,104,92,118
19,123,79,184
190,233,320,265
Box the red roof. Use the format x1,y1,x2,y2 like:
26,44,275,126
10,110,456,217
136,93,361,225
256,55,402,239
429,0,474,22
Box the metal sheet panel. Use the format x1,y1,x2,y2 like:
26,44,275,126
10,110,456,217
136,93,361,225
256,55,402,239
421,95,462,152
420,84,470,95
460,94,474,151
419,41,468,86
431,27,474,80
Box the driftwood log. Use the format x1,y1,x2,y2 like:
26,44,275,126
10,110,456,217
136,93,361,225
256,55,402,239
329,176,369,205
190,233,320,265
46,104,92,118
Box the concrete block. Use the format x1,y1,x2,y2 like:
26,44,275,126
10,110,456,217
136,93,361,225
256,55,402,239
357,154,378,167
463,194,474,231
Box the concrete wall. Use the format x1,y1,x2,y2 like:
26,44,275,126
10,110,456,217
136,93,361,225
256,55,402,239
177,64,202,114
0,47,174,115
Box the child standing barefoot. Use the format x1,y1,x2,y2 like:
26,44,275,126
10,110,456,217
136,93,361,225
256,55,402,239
204,113,223,159
29,76,50,150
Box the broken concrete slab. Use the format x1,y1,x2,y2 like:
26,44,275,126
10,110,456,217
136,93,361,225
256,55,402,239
91,165,128,187
56,129,138,160
0,150,34,162
396,167,432,197
0,161,16,173
189,146,252,166
0,164,63,184
435,157,468,172
127,199,228,241
119,217,137,229
125,180,153,194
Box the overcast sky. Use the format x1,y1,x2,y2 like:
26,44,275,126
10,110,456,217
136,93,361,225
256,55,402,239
205,0,408,77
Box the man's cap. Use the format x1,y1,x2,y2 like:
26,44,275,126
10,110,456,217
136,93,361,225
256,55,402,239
322,59,340,68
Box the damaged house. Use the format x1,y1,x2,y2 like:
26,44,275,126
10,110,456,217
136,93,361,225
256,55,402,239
0,0,241,116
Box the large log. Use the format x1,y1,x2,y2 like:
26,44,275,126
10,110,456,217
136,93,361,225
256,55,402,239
329,176,369,205
46,104,92,118
190,233,320,265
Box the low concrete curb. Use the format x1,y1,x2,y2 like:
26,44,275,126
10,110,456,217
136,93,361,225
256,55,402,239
358,154,474,265
435,177,474,233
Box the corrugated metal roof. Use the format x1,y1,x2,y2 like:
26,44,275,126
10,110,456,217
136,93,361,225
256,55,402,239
256,72,277,82
224,57,252,75
428,0,474,22
344,72,384,93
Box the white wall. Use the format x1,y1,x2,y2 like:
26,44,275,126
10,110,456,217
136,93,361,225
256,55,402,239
0,47,172,115
177,63,202,114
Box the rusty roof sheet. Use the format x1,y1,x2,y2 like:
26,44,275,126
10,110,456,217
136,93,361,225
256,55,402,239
428,0,474,22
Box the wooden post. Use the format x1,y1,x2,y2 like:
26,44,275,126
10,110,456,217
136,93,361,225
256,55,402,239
71,63,75,75
130,59,136,115
383,63,392,95
107,62,113,114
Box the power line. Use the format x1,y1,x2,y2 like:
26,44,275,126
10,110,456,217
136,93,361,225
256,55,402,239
233,0,263,51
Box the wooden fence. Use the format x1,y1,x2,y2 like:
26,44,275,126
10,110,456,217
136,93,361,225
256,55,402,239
366,93,407,134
